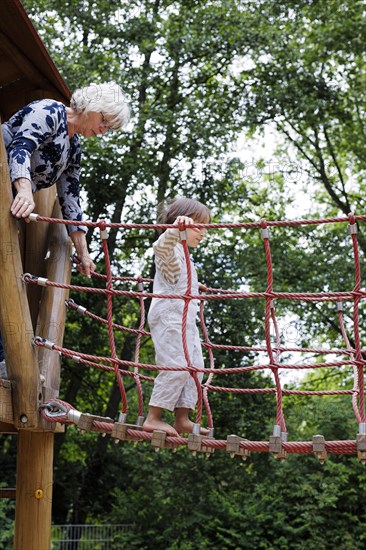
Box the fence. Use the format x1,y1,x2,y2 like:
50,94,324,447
51,524,132,550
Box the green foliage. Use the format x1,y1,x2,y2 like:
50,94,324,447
238,0,366,225
0,496,15,550
1,0,364,547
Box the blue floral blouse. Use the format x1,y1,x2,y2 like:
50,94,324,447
2,99,85,233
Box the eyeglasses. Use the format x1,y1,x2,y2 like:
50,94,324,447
100,112,114,134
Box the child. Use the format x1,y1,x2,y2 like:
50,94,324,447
143,197,211,436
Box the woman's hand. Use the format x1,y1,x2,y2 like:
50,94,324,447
11,178,35,220
69,230,96,278
77,253,96,278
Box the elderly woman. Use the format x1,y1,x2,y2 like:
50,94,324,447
0,82,130,376
2,81,130,276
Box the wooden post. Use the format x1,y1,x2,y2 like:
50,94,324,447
25,188,59,331
0,126,40,429
0,124,72,548
36,199,72,414
14,431,54,550
13,207,72,548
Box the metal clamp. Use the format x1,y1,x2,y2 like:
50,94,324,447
68,409,82,424
100,227,108,240
269,425,287,460
32,337,55,350
21,273,37,283
348,223,357,235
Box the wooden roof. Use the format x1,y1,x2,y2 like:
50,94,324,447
0,0,70,120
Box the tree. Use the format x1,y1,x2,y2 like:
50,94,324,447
1,1,363,547
238,0,366,232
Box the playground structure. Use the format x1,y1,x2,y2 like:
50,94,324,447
3,192,366,550
27,212,366,463
1,2,366,549
0,1,72,548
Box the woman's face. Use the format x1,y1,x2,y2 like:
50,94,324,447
77,111,112,137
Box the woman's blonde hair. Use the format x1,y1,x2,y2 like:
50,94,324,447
157,197,210,233
70,82,130,130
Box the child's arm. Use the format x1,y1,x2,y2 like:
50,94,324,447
153,228,182,284
154,216,198,284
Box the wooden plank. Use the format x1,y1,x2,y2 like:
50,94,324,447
0,29,51,91
36,199,72,388
25,188,58,331
0,488,16,499
0,0,70,121
0,422,17,434
36,199,72,430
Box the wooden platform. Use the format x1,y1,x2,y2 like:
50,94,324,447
0,379,65,434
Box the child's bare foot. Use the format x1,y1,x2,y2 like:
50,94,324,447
173,419,210,435
143,419,178,436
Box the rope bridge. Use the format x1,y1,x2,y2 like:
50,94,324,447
25,212,366,461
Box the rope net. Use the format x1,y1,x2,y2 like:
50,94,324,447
27,212,366,460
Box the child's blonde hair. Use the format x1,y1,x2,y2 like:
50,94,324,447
157,197,210,233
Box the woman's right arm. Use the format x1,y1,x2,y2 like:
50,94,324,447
7,101,59,218
11,177,34,218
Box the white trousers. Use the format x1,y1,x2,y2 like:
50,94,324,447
148,303,204,412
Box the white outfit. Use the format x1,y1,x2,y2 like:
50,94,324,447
148,228,204,412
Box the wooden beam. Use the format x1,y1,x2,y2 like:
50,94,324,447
0,422,17,434
9,182,71,550
0,488,16,499
0,125,40,429
36,199,72,428
0,30,50,91
25,188,58,331
14,431,54,550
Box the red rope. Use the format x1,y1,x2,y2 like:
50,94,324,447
348,214,365,422
65,298,150,337
200,300,215,430
33,339,361,376
40,401,359,456
24,275,365,302
180,232,204,427
261,220,286,433
101,224,128,415
133,277,146,417
27,212,366,457
29,212,366,230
